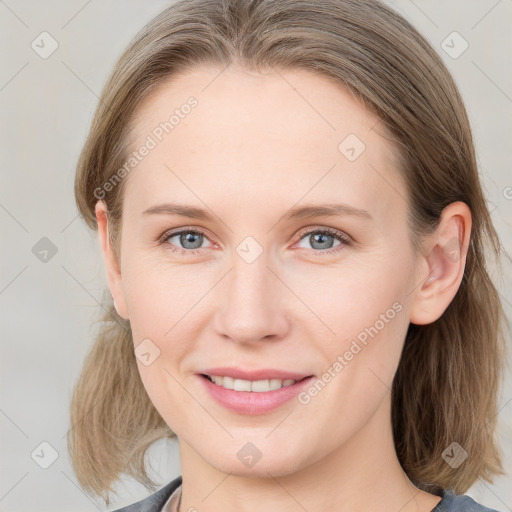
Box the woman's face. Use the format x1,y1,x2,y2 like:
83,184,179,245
101,64,429,476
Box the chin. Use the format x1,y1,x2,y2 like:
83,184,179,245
204,446,307,478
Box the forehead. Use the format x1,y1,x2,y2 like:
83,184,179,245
129,64,383,151
122,64,407,222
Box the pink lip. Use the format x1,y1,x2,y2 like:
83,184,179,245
199,367,311,381
197,373,316,415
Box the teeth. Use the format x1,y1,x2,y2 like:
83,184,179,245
208,375,298,392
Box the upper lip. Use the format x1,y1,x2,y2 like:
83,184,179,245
199,367,313,381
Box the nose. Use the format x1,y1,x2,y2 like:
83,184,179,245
213,249,290,345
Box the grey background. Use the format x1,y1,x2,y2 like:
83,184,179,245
0,1,511,510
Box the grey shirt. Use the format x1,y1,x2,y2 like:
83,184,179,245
111,475,503,512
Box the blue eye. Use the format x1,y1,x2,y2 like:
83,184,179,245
296,227,351,255
161,228,211,254
159,226,351,256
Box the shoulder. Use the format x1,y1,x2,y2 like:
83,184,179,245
111,475,182,512
109,479,504,512
435,488,504,512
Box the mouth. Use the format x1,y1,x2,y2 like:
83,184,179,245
197,372,316,415
200,373,310,392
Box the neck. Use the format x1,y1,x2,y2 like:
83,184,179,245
177,394,441,512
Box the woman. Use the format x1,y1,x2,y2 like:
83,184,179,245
68,0,508,511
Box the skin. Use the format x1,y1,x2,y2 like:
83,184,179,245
96,64,471,512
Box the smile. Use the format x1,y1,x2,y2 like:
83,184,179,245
198,373,316,415
203,374,299,392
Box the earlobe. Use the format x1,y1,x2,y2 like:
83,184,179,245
409,202,472,326
95,200,129,320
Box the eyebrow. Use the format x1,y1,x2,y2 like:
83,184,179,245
142,202,372,222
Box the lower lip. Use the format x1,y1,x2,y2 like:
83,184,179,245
198,374,315,415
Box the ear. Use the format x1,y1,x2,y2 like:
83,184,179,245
95,200,129,320
409,201,472,325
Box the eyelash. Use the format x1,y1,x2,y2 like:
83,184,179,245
158,226,352,256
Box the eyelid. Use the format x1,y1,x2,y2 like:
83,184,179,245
158,226,216,254
159,225,352,254
294,225,352,244
291,225,352,255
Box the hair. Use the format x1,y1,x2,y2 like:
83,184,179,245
69,0,509,504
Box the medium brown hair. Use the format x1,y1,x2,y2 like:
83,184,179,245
69,0,509,503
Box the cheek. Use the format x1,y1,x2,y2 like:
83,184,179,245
134,361,199,444
283,251,412,412
282,251,411,341
121,256,212,338
291,300,407,456
121,261,211,416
